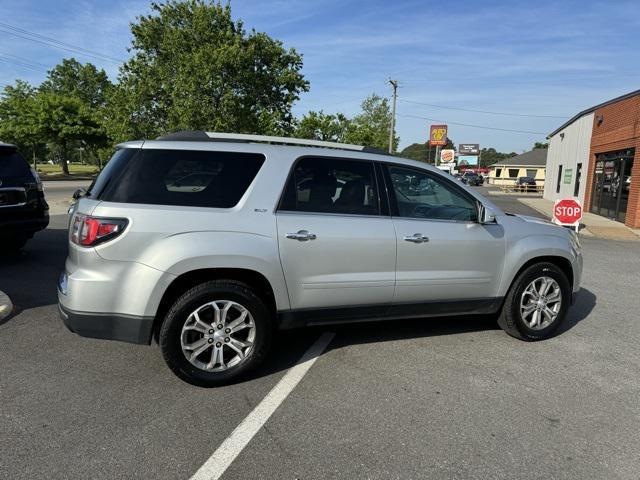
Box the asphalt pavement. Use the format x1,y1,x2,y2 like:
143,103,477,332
1,187,639,479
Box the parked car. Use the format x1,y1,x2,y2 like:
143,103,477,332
461,171,483,186
515,176,537,191
0,143,49,252
59,132,582,387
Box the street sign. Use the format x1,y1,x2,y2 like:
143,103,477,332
552,198,582,232
459,143,480,155
429,125,448,146
440,149,455,163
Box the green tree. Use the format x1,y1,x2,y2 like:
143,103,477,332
106,0,309,143
40,58,112,166
533,141,549,149
400,139,455,164
0,81,43,167
295,110,350,142
479,147,517,168
34,92,105,175
345,94,399,152
40,58,112,109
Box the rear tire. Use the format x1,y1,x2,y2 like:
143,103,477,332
159,280,273,387
498,262,570,341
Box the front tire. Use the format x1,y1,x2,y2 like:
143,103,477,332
159,280,272,387
498,262,570,341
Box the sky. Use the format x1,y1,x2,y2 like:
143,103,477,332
1,0,639,152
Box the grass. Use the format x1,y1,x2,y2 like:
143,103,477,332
35,163,99,177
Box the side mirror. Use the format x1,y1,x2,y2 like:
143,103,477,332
478,203,497,224
72,188,87,200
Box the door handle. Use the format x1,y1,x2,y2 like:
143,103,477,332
403,233,429,243
286,230,317,241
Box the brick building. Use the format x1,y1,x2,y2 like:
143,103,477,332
545,89,640,228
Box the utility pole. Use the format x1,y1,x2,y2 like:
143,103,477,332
388,79,398,154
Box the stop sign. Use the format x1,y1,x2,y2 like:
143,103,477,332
553,198,582,228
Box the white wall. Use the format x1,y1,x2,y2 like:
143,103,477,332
544,113,594,204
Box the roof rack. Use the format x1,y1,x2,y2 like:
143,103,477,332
155,131,387,154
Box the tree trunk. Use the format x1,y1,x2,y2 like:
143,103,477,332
61,142,70,175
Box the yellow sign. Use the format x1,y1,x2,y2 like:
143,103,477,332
429,124,448,146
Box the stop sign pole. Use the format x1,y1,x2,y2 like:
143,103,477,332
552,198,583,232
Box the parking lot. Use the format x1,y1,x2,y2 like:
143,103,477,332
1,191,640,479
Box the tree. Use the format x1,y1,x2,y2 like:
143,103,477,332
0,81,43,167
40,58,112,109
34,92,105,174
295,110,350,142
400,138,455,164
105,0,309,143
533,141,549,149
479,147,517,168
344,94,399,152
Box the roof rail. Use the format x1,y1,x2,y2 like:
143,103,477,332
156,131,371,152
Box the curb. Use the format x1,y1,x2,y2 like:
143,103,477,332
0,290,13,321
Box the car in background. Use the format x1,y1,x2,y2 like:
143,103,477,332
461,171,483,186
0,143,49,252
514,176,537,192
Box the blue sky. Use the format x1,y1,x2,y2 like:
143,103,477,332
1,0,639,152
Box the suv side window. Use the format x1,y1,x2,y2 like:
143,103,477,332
99,149,264,208
385,164,478,222
280,157,380,216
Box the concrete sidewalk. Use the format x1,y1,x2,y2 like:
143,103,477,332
518,196,640,241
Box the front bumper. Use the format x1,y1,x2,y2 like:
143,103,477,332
58,303,154,345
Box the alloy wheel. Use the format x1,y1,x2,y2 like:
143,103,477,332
180,300,256,372
519,276,562,330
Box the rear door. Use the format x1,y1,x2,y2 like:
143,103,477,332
382,162,505,313
276,156,396,316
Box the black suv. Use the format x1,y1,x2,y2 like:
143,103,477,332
0,143,49,252
461,171,483,186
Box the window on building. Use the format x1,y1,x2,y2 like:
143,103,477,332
556,165,563,193
508,168,519,179
495,168,502,178
574,163,582,197
526,169,537,179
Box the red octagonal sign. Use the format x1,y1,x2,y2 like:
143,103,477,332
553,198,582,230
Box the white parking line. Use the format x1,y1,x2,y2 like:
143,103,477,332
190,331,335,480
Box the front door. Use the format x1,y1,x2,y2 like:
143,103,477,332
591,149,635,223
277,156,396,314
382,163,505,312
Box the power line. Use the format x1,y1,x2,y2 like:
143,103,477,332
0,22,124,64
398,113,547,135
0,54,45,73
399,98,568,119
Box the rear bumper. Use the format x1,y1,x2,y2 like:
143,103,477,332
0,210,49,237
58,303,154,345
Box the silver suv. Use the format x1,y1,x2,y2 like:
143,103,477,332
58,132,582,386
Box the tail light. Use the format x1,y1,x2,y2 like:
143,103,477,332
71,214,128,247
30,168,44,192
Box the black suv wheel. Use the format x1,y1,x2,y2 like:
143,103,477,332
498,262,571,341
159,280,273,387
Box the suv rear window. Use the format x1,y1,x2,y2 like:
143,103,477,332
0,148,30,177
98,149,264,208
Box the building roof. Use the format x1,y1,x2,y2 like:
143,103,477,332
490,148,547,167
547,88,640,139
